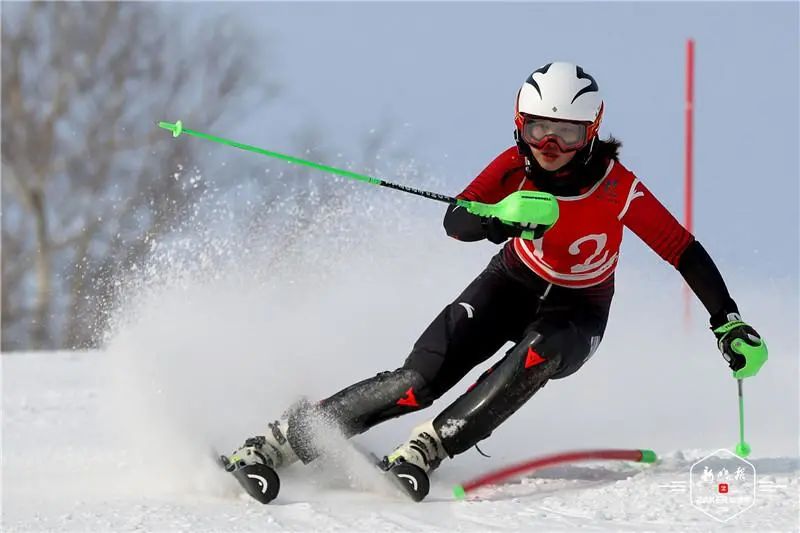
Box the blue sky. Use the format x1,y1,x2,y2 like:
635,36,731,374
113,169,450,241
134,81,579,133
197,2,798,286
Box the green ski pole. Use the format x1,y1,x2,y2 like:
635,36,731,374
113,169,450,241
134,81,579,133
157,120,559,237
735,378,751,457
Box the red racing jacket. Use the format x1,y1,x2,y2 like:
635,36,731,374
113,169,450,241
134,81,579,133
457,147,694,288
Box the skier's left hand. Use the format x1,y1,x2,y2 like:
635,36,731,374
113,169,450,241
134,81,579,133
713,319,768,379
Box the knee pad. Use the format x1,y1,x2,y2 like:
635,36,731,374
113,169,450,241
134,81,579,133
535,321,598,379
433,329,562,456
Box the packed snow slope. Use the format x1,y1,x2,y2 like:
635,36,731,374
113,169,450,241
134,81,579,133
3,189,799,531
3,351,798,532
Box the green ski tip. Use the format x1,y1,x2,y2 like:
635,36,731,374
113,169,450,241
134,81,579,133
452,484,467,500
639,449,658,463
158,120,183,138
735,442,751,458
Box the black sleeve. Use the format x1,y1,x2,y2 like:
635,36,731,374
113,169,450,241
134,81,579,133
443,205,487,241
677,240,739,328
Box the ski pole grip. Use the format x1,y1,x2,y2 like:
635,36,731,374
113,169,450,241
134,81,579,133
465,191,559,227
463,200,494,218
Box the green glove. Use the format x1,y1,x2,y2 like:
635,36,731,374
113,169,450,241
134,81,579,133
713,319,768,379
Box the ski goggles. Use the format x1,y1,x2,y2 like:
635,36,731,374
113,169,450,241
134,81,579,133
520,117,589,152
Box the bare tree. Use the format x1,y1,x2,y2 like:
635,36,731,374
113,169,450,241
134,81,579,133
1,3,276,350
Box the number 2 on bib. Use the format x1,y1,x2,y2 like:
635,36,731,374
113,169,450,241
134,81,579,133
568,234,609,274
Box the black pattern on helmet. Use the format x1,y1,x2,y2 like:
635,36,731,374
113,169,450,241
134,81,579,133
525,63,553,99
572,66,599,104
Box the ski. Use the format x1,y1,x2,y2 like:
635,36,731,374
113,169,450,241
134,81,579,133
219,454,281,504
217,442,434,504
363,450,430,502
379,458,430,502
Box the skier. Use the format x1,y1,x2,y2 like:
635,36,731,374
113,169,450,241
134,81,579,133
224,62,768,502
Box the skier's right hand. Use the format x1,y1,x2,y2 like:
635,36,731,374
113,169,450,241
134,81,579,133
483,217,522,244
483,217,550,244
713,318,768,379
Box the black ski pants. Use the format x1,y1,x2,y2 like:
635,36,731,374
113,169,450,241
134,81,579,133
288,249,613,462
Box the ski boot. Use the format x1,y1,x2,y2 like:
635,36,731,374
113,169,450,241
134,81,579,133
221,419,299,504
380,420,448,501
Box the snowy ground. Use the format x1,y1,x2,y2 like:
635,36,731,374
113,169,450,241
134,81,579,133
2,351,798,532
3,208,799,532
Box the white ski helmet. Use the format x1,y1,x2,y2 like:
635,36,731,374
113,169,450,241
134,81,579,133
514,62,604,151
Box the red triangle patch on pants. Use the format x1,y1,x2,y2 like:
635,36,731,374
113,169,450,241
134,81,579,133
396,387,419,407
525,347,546,368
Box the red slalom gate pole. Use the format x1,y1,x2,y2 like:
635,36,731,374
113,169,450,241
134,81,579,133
452,448,657,499
683,38,695,328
